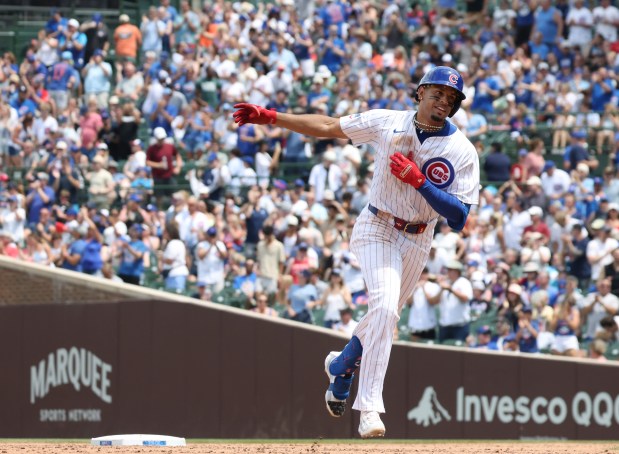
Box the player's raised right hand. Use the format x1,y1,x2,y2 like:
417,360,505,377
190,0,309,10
233,103,277,126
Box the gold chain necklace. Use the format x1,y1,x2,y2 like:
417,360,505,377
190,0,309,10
414,114,444,132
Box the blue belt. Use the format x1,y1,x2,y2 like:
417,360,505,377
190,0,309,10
368,204,428,235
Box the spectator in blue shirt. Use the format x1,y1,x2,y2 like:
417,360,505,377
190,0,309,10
117,223,149,285
10,86,37,118
58,18,88,69
45,9,68,36
484,142,512,183
516,306,539,353
286,269,317,324
149,87,178,136
470,64,500,113
61,221,87,272
317,25,346,74
46,51,76,111
82,49,112,108
26,173,55,227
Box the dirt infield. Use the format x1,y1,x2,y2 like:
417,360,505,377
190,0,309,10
2,442,619,454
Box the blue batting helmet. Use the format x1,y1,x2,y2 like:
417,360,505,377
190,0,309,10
415,66,466,117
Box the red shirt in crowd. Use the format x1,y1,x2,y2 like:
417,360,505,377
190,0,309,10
146,142,177,180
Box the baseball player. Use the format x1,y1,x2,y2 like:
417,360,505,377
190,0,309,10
233,66,479,438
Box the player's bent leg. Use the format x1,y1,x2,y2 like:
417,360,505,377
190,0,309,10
324,336,363,417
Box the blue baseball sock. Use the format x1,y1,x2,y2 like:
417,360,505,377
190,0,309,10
329,336,363,400
329,336,363,376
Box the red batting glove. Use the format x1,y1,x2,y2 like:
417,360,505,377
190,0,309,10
232,103,277,126
389,152,426,189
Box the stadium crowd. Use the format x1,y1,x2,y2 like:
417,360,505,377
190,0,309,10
1,0,619,359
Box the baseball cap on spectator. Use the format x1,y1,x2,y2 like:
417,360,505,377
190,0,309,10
294,179,305,188
108,159,119,169
129,193,141,202
456,63,468,74
522,262,539,273
97,142,108,150
221,103,233,111
543,161,556,171
242,156,254,166
36,172,49,181
480,63,489,70
521,306,533,314
528,206,543,217
445,260,463,271
472,281,486,291
66,207,78,217
153,127,167,140
477,325,492,335
68,18,79,28
526,176,542,187
593,176,603,185
323,189,335,202
286,215,299,227
158,69,169,81
93,49,104,57
55,140,68,150
335,214,347,222
206,152,218,164
518,148,528,157
298,242,309,250
506,93,515,102
419,52,430,60
538,62,549,71
571,130,587,139
442,53,453,63
591,218,607,231
300,269,312,279
273,179,287,190
99,209,109,218
146,204,158,212
119,14,130,23
18,85,27,93
92,155,106,165
608,203,619,212
323,150,336,162
132,139,142,148
507,283,523,296
206,227,217,236
61,51,73,61
109,95,119,105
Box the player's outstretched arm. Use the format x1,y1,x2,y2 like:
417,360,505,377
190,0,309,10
233,103,348,140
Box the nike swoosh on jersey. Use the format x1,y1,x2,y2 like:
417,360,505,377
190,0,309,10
393,129,406,134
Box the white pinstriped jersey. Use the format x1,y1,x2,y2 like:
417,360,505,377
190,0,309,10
340,109,480,224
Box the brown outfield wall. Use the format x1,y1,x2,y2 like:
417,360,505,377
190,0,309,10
0,299,618,440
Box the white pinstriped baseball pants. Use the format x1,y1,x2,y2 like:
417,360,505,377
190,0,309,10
349,206,431,413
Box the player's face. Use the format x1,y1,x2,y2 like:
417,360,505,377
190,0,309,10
419,85,458,122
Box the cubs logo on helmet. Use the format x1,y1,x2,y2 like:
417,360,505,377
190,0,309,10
415,66,466,117
421,158,455,189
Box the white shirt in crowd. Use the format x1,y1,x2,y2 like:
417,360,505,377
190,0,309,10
162,239,189,277
541,168,571,199
566,5,593,47
503,210,532,251
333,318,359,338
408,281,440,333
308,163,342,202
196,240,227,286
586,236,619,280
578,292,619,340
593,3,619,42
439,277,473,327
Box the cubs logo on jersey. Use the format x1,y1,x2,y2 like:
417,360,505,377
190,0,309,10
421,157,455,189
